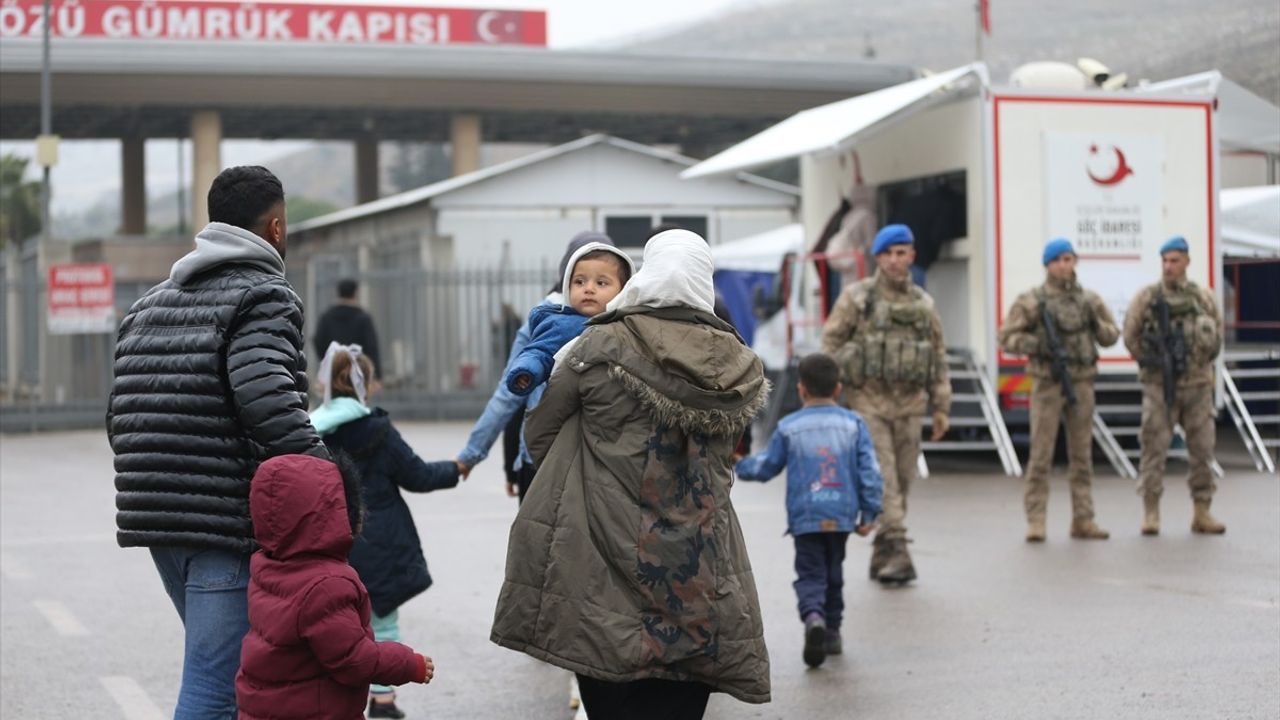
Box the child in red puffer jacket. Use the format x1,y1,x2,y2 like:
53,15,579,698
235,453,434,720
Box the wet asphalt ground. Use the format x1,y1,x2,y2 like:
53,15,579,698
2,423,1277,719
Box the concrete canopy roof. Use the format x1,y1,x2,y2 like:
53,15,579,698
0,40,918,139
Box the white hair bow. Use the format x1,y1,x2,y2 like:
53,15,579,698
318,341,367,406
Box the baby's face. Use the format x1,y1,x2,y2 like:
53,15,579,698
568,257,624,316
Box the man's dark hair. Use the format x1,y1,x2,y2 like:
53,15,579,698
337,278,358,299
575,249,632,286
207,166,284,231
798,353,840,398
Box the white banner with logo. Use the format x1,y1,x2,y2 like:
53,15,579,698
1044,132,1164,359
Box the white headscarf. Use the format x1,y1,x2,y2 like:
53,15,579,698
605,229,715,314
317,341,367,406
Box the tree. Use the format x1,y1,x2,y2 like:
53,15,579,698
286,195,339,224
0,154,43,248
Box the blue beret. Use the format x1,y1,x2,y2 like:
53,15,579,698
1160,236,1190,255
1042,237,1075,265
872,224,914,256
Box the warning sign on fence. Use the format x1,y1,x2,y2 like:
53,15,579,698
47,263,116,335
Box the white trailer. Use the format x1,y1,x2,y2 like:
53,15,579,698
685,63,1280,475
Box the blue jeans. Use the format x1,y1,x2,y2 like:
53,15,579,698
150,547,251,720
793,532,849,629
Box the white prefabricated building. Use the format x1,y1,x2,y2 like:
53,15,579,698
289,134,798,397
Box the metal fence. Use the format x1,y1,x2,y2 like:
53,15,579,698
0,263,559,432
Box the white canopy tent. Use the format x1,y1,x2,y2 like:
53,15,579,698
686,64,1278,180
1139,72,1280,156
710,223,805,272
682,63,987,179
1221,185,1280,257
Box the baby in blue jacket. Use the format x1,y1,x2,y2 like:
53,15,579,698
736,352,883,669
505,242,634,394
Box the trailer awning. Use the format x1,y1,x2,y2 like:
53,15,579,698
682,63,986,179
1139,72,1280,155
1221,185,1280,258
711,223,805,272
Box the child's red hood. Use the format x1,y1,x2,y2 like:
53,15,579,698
250,454,353,561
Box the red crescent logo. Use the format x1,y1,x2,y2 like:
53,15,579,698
1087,145,1134,186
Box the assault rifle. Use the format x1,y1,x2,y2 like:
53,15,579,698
1152,294,1189,419
1040,301,1077,406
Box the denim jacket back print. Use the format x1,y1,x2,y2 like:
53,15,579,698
735,405,883,535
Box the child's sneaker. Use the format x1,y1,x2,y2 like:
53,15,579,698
802,612,827,668
368,698,407,719
824,628,843,655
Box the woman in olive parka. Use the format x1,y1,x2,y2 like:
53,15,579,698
490,229,772,718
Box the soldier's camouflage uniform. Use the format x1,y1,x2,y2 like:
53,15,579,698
1123,279,1223,507
822,271,950,579
999,273,1119,536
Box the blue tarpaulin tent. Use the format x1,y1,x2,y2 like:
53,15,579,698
711,224,804,345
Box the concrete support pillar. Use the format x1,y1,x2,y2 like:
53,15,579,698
449,113,482,177
191,110,223,230
120,137,147,235
355,137,379,204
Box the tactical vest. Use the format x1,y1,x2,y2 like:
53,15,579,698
1139,283,1219,369
1035,288,1098,367
836,283,935,390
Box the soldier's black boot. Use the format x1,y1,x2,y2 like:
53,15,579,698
877,537,917,585
868,533,891,580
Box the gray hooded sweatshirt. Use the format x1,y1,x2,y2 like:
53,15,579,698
170,222,286,285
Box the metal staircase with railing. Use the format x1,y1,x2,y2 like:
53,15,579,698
1093,372,1224,478
1092,349,1280,478
919,350,1022,478
1222,347,1279,474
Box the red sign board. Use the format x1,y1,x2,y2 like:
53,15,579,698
0,1,547,46
47,263,116,335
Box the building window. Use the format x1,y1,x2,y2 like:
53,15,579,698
604,213,710,248
604,216,654,249
659,215,708,239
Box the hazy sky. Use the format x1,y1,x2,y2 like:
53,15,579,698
0,0,758,216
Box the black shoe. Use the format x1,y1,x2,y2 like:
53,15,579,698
803,613,827,668
368,699,407,719
824,628,843,655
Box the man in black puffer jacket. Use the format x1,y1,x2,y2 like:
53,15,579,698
107,165,328,719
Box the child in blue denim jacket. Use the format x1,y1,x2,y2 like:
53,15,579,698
736,353,883,669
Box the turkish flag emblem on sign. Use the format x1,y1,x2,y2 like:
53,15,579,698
473,10,536,44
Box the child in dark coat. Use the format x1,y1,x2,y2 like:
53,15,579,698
311,344,461,718
236,453,433,720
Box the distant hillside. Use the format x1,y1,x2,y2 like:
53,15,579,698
627,0,1280,105
53,141,547,240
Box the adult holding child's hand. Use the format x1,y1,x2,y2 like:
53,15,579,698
491,230,773,719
